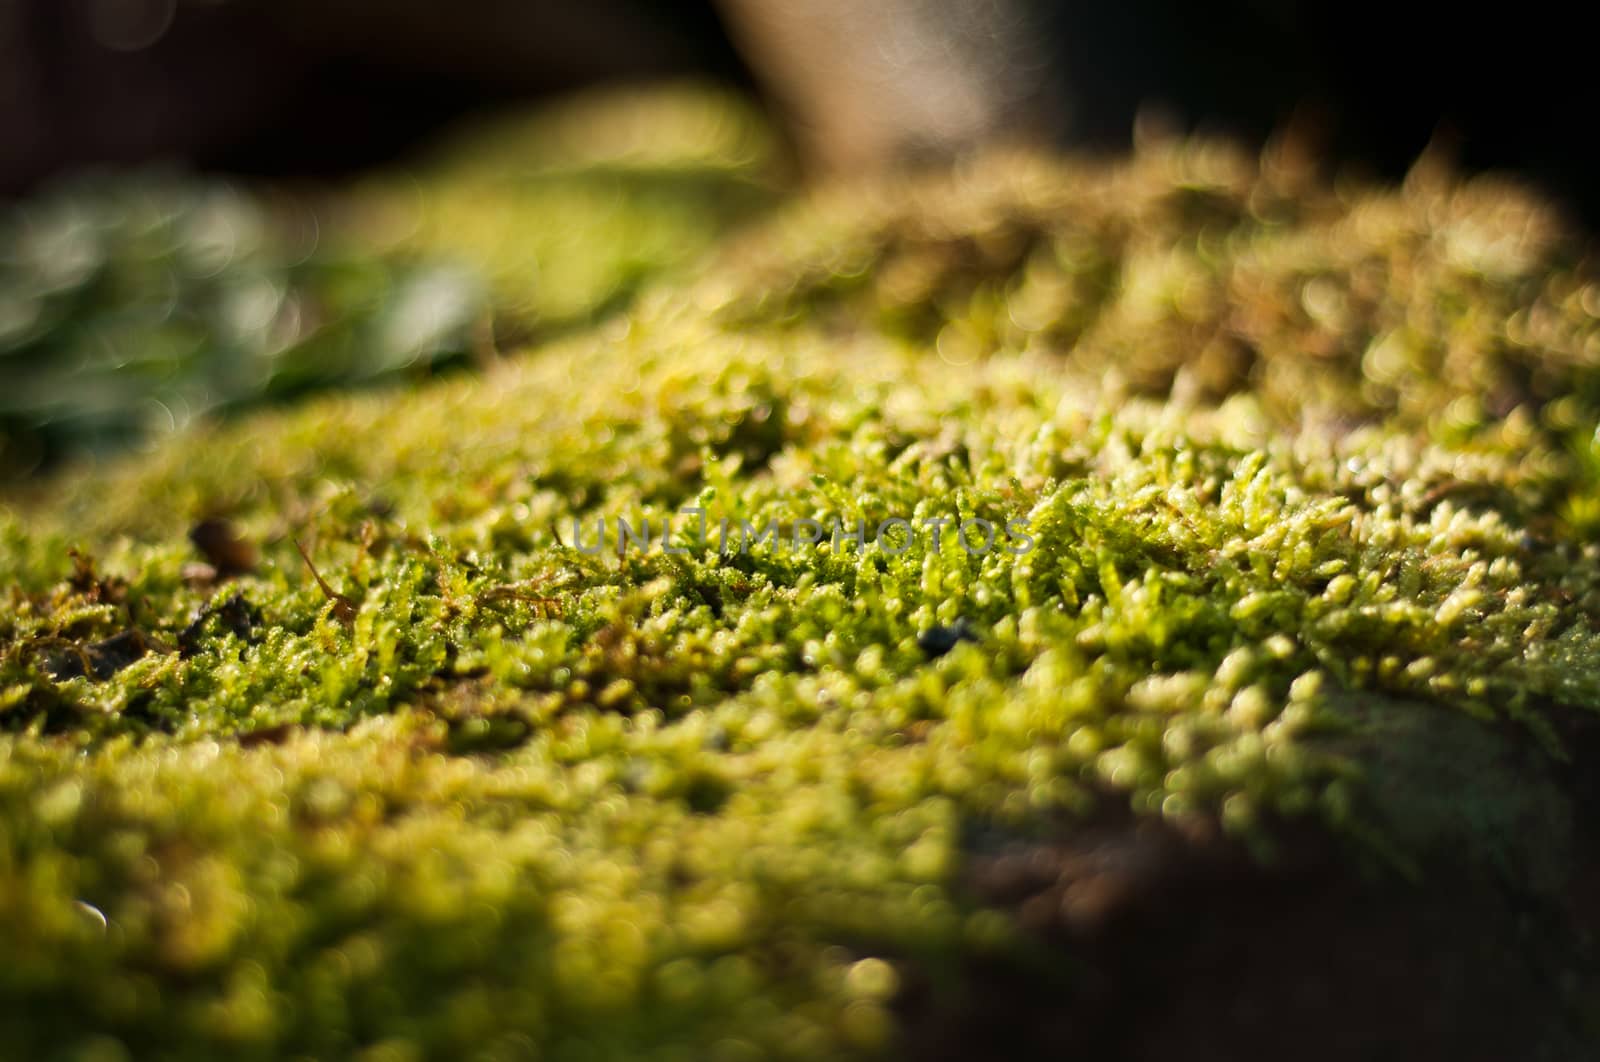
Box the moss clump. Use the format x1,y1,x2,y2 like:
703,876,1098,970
3,95,1600,1058
345,83,783,341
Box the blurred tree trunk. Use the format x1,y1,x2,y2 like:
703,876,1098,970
715,0,1059,169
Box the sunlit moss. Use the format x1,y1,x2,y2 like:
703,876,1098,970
343,82,784,340
3,101,1600,1058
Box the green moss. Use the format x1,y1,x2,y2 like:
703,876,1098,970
344,83,783,339
3,98,1600,1057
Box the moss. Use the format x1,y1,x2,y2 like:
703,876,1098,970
3,94,1600,1057
343,83,783,341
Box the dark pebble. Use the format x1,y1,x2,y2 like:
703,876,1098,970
918,617,980,657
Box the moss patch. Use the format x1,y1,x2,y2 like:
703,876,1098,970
3,97,1600,1058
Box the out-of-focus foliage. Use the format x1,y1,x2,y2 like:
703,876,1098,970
0,85,783,476
0,175,488,476
3,108,1600,1057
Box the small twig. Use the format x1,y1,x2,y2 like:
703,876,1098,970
477,588,563,619
476,571,566,619
292,538,357,627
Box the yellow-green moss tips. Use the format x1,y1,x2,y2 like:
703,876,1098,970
4,91,1600,1058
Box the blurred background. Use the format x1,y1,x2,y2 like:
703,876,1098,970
4,0,1594,208
1,0,1594,476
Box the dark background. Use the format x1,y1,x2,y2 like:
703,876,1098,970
1,0,1595,227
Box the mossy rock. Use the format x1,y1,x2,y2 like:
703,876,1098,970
3,91,1600,1059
